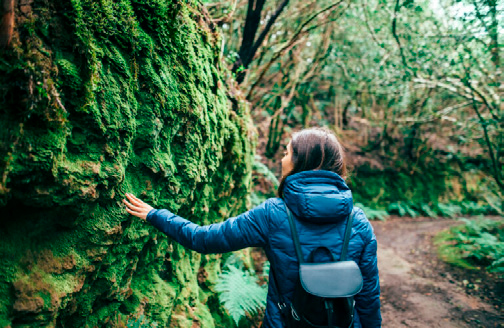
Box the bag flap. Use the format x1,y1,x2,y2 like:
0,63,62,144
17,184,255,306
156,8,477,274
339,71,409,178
299,261,363,298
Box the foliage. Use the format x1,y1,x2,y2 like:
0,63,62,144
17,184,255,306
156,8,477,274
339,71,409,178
206,0,503,214
204,0,502,285
250,155,279,207
436,218,504,273
355,203,388,221
388,201,420,218
436,203,463,218
215,255,267,326
350,165,498,218
253,155,279,187
249,191,268,208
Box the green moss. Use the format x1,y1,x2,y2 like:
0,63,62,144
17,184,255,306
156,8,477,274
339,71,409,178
0,0,253,326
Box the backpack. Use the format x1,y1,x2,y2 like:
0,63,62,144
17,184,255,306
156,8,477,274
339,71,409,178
274,205,363,328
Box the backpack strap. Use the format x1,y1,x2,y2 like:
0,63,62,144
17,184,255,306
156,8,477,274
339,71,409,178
340,208,356,261
285,205,305,263
268,254,289,318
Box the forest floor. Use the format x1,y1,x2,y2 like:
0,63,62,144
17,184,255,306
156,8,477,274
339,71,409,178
373,216,503,328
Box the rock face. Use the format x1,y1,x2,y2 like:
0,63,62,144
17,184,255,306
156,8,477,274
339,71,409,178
0,1,253,326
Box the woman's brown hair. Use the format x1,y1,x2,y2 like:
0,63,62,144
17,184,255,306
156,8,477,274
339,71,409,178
278,127,347,197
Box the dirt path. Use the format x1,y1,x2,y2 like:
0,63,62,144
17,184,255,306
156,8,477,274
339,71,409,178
372,217,503,328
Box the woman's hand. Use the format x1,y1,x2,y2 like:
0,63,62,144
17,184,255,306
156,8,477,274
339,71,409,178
123,193,154,221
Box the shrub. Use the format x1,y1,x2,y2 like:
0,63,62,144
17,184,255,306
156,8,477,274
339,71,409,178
355,203,388,221
436,218,504,273
215,256,267,325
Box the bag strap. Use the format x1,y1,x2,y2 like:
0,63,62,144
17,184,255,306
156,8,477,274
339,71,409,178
268,251,289,316
285,204,356,263
340,207,356,261
285,205,305,263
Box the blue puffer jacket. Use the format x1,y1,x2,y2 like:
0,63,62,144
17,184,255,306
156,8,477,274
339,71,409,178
147,170,381,328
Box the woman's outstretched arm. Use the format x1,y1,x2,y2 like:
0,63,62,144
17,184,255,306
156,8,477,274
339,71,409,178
123,193,270,254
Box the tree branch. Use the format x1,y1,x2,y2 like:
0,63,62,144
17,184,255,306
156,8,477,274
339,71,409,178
232,0,266,76
247,0,347,99
361,0,385,49
472,100,503,190
248,0,290,67
233,0,290,84
391,0,409,74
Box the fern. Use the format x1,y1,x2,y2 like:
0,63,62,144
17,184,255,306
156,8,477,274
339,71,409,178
355,203,388,221
420,203,438,217
437,203,462,218
436,218,504,273
387,201,419,217
482,191,503,215
253,155,279,187
459,201,491,216
249,191,267,208
489,257,504,273
262,260,270,279
405,204,419,217
215,266,268,325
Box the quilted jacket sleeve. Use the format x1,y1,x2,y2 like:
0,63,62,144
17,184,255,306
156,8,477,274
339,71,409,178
145,200,270,254
354,212,382,328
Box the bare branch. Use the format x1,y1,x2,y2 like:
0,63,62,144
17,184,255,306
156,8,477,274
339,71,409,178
391,0,409,74
247,0,347,99
413,77,474,100
248,0,290,66
472,100,503,190
464,79,500,122
361,0,385,49
393,102,471,123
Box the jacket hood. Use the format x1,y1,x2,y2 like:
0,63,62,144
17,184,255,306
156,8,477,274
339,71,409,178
283,170,353,223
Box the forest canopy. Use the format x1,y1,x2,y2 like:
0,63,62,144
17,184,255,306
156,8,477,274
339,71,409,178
205,0,503,215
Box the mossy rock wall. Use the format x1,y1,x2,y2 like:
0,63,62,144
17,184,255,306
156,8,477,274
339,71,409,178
0,0,253,326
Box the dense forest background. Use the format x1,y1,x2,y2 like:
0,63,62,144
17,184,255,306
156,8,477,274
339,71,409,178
215,0,503,216
0,0,502,327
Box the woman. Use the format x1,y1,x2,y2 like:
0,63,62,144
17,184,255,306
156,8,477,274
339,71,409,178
124,128,381,328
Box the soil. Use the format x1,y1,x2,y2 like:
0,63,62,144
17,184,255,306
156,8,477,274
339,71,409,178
372,216,504,328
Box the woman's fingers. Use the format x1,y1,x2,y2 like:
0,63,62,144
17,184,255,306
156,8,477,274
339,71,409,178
124,203,148,220
125,206,139,215
123,193,152,221
125,206,143,218
125,194,150,211
127,194,153,211
126,193,144,207
123,198,142,212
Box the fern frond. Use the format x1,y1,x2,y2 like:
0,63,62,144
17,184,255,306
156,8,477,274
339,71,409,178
215,266,267,325
356,203,388,221
253,156,279,187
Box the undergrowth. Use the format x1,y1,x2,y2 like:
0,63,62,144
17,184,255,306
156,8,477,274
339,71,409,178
357,197,497,220
435,218,504,274
354,203,388,221
250,155,278,207
215,254,268,326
